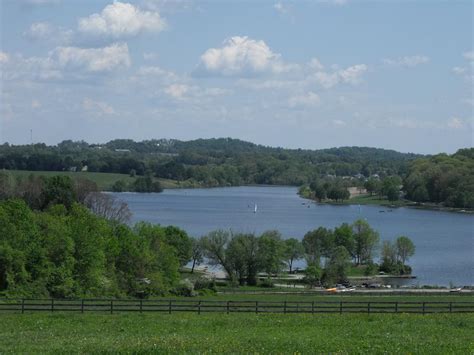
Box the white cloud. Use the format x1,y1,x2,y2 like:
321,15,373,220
24,22,54,39
338,64,368,84
237,79,296,90
163,83,229,102
317,0,348,5
274,2,288,14
463,50,474,61
143,52,159,61
332,119,346,127
142,0,194,13
447,117,464,129
137,65,175,78
310,63,367,88
288,91,321,108
452,66,466,75
308,58,324,71
19,0,60,5
78,1,166,38
53,43,131,72
0,52,9,64
462,98,474,107
164,84,189,99
197,36,291,76
82,98,115,115
1,44,130,82
383,55,430,67
31,99,41,109
23,22,73,43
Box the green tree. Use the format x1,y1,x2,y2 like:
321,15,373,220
395,236,415,265
302,227,334,267
303,265,322,288
41,176,77,210
283,238,304,273
364,178,380,196
190,238,204,274
163,226,192,267
380,240,397,274
322,246,351,286
333,223,355,260
112,180,128,192
201,230,234,280
227,233,260,285
352,219,379,265
258,230,285,276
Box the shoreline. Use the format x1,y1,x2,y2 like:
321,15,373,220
298,193,474,214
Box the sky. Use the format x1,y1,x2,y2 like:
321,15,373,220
0,0,472,154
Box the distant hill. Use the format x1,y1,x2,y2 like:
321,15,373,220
0,138,421,187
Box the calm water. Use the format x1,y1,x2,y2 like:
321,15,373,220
113,186,474,286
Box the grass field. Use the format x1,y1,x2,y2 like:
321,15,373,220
198,293,473,302
6,170,179,190
1,312,472,353
345,194,407,207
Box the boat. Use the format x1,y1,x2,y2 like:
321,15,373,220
254,203,257,213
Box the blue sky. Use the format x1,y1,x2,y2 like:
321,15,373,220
0,0,472,153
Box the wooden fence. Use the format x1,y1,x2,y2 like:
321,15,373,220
0,299,473,315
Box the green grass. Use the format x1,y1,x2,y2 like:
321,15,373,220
347,265,373,277
6,169,179,190
200,293,473,303
1,312,472,353
345,194,407,207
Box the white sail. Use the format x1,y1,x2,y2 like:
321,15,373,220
254,203,257,213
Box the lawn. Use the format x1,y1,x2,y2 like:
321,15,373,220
345,194,407,207
0,312,472,353
6,169,179,190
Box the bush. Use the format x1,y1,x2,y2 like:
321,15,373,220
259,279,275,288
214,280,228,287
364,263,378,276
171,279,196,297
193,277,217,292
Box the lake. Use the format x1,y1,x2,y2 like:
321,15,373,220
113,186,474,287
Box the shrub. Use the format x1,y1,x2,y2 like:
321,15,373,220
171,279,196,297
259,279,275,288
193,277,217,292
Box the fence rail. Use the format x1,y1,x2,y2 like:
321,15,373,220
0,299,473,315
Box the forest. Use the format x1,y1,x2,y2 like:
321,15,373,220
0,138,472,208
0,138,417,186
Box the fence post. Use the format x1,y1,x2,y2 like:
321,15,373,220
227,301,230,314
395,302,398,313
312,301,315,315
140,300,143,313
255,301,258,314
284,301,287,314
168,300,172,314
81,299,84,314
198,301,201,315
297,303,299,313
51,299,54,313
110,300,113,314
449,302,452,313
21,299,25,314
339,301,343,315
367,302,371,315
422,302,425,315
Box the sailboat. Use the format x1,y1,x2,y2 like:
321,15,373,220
254,203,258,213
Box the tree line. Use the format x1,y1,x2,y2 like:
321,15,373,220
2,139,471,207
403,149,474,208
195,221,415,288
0,138,417,189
